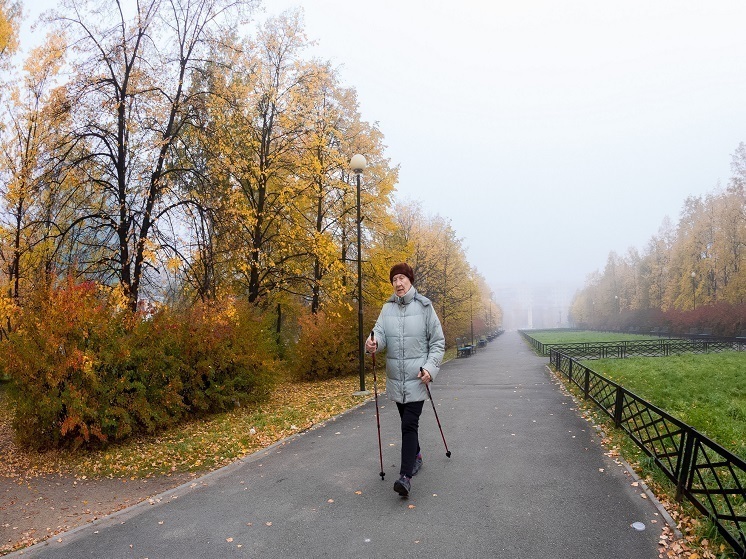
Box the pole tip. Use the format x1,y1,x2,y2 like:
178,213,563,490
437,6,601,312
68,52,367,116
446,451,452,458
380,472,385,480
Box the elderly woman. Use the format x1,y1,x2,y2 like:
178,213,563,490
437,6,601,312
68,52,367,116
365,263,445,497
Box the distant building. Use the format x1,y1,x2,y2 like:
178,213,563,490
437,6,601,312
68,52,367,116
493,281,578,330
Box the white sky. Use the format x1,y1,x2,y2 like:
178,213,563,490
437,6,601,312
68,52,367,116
18,0,746,296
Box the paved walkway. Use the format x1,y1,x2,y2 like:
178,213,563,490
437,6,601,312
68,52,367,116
11,332,665,558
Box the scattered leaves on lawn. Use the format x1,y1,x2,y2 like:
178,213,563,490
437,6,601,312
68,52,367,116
1,375,374,480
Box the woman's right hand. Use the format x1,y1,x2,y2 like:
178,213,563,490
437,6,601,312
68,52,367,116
365,335,377,354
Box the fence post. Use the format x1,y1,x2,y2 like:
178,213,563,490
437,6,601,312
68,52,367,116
613,386,624,427
676,428,695,502
583,368,590,398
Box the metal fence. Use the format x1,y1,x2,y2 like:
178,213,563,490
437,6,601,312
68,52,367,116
547,348,746,558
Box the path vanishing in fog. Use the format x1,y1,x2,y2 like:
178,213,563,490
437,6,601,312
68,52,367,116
10,331,666,559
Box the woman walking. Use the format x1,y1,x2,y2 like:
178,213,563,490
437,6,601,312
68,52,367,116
365,263,445,497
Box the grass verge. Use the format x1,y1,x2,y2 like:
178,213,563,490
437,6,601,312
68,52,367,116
589,353,746,459
527,330,672,344
0,372,384,481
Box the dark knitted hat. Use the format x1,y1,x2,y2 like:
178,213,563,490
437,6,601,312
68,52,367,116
389,262,414,284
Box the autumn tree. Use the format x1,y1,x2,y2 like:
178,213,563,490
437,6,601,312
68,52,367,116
48,0,254,310
0,0,20,70
0,32,68,303
571,142,746,330
192,11,318,306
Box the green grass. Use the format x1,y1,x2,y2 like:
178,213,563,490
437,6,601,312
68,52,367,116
527,330,665,344
588,352,746,459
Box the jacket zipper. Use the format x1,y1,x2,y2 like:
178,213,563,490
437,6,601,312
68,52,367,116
400,303,406,403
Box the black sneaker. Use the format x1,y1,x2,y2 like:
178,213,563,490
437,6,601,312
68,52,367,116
393,475,411,497
412,455,423,476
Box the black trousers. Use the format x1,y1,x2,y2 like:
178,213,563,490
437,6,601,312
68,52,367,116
396,400,424,477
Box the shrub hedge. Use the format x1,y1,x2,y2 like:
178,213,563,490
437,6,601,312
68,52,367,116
0,278,277,450
289,306,358,380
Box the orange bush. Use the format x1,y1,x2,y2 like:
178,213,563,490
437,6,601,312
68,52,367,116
289,306,358,380
0,278,276,450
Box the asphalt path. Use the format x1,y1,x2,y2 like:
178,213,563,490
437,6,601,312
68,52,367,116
11,331,665,558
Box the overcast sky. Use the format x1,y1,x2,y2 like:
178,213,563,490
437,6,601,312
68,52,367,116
19,0,746,296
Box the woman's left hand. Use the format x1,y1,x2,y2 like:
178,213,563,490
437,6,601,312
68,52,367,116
418,368,431,385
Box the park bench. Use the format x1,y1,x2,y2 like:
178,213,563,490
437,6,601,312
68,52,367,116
455,337,472,358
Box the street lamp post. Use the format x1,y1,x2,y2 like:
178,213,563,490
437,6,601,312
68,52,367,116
469,286,474,350
691,272,696,310
351,154,367,393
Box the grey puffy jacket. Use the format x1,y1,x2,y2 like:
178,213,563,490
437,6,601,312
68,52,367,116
371,287,445,404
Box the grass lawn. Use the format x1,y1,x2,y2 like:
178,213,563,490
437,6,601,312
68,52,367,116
0,373,379,480
527,330,667,344
588,353,746,459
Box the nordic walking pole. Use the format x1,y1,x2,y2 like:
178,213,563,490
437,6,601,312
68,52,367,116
422,367,451,457
370,331,385,480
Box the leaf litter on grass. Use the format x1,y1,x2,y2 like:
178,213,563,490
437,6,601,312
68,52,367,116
1,374,378,481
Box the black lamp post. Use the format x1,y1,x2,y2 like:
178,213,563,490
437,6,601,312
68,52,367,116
469,286,474,350
351,154,367,393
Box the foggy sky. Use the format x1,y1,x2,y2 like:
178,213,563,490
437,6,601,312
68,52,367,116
19,0,746,298
259,0,746,295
